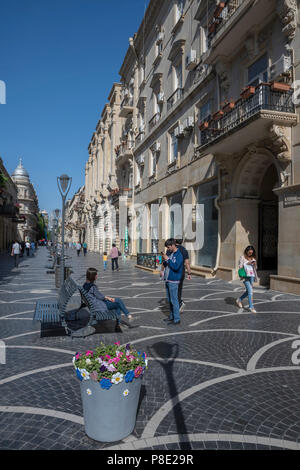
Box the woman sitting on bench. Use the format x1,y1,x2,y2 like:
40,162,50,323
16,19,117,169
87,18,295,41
83,268,132,330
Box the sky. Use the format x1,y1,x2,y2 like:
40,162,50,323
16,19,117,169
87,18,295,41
0,0,149,216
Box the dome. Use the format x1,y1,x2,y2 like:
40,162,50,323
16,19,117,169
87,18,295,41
12,158,30,181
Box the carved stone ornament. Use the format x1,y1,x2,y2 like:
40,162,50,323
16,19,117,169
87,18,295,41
269,124,291,162
276,0,297,42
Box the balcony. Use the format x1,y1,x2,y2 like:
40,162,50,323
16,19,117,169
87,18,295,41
167,88,184,111
0,203,19,218
149,112,161,132
119,96,134,118
111,188,133,206
197,83,297,154
204,0,275,64
115,140,134,163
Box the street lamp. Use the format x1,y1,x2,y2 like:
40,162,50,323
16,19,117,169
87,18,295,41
57,174,72,288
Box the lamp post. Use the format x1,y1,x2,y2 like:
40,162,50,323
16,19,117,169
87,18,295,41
53,209,60,250
57,175,72,288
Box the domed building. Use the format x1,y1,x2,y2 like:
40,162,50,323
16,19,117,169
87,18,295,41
11,158,39,242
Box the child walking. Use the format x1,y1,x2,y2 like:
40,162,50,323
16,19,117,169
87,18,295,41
103,252,108,271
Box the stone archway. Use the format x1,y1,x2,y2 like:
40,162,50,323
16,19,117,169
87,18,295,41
231,147,282,282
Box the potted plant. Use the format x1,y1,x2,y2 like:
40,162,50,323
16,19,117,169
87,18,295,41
270,81,291,92
213,109,224,120
199,121,209,131
222,99,235,113
73,341,148,442
214,2,225,18
240,86,256,99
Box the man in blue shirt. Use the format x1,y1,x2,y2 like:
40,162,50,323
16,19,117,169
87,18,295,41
162,238,184,325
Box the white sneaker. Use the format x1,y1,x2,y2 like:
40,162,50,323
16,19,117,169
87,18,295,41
250,308,257,314
236,299,243,308
127,314,133,321
179,302,186,312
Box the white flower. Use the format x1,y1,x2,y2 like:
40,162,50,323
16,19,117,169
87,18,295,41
86,388,92,396
107,364,117,372
86,358,92,365
111,372,124,384
145,359,148,367
72,357,77,368
79,369,90,380
123,389,129,397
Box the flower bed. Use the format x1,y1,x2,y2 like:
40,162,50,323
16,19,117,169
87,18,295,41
73,342,148,391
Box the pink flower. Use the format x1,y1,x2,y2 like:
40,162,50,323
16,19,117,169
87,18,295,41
134,366,143,378
107,364,117,372
75,353,82,360
86,350,93,357
113,357,120,364
105,355,111,359
114,342,120,346
90,371,99,382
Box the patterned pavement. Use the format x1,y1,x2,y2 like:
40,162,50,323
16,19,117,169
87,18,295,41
0,247,300,450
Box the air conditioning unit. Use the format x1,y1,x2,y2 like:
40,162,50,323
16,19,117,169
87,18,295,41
174,125,184,138
186,50,197,70
183,116,194,130
157,92,164,104
270,55,292,80
157,31,164,43
153,142,161,152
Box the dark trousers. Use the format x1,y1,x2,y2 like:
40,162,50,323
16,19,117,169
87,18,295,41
83,248,87,256
112,257,119,271
77,250,80,256
178,275,185,306
26,248,30,256
14,254,19,267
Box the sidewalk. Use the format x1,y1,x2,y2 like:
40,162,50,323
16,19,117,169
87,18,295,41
0,247,300,450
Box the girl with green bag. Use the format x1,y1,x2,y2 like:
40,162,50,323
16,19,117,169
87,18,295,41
236,246,257,314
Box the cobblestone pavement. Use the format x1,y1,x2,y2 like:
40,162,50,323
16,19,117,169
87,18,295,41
1,247,300,450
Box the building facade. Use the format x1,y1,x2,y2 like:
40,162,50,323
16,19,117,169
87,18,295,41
0,157,19,251
11,159,39,242
84,0,300,293
65,186,85,245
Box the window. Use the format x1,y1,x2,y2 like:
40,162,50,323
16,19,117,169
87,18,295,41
169,192,183,238
201,27,208,55
176,0,185,22
247,53,268,86
200,101,211,122
169,131,178,164
174,62,183,90
195,180,218,268
149,150,156,177
135,163,141,186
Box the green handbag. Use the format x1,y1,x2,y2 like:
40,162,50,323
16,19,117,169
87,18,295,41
238,267,247,278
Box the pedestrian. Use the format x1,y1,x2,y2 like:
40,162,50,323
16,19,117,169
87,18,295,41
82,267,132,332
30,241,35,256
109,243,119,271
161,238,184,326
76,242,81,256
11,240,21,267
103,251,108,271
236,245,258,314
175,239,192,312
25,240,30,256
83,242,87,256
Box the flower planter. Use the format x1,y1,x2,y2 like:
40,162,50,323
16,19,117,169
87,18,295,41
212,110,224,120
222,101,235,113
270,81,291,92
73,342,147,443
199,121,209,131
240,86,255,99
214,2,225,18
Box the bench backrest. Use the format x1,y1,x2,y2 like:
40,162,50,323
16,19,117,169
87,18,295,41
58,277,78,316
77,285,99,316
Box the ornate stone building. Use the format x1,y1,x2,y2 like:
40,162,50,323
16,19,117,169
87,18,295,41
84,0,300,293
0,157,19,251
11,159,39,242
65,186,85,244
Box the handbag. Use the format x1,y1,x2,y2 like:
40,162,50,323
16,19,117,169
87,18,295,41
238,267,247,278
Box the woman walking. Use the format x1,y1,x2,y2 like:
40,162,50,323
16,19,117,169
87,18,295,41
236,245,258,314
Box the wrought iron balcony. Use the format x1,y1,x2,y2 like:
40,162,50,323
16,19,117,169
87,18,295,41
198,83,295,150
115,140,134,160
167,88,184,111
208,0,244,46
119,96,134,118
148,112,161,132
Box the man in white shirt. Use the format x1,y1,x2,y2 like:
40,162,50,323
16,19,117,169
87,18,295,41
25,241,30,257
76,242,81,256
11,241,21,267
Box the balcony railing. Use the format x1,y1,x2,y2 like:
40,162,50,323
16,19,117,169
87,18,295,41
167,88,184,111
208,0,244,46
199,83,295,149
148,112,161,132
115,140,134,158
0,203,19,217
111,188,133,204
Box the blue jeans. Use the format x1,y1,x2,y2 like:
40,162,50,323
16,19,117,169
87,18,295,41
240,276,255,309
104,297,130,319
103,261,107,270
166,282,180,323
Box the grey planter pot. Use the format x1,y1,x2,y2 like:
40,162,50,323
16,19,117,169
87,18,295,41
80,377,142,442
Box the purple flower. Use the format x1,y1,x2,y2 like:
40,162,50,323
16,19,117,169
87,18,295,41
125,343,130,350
99,378,112,390
100,365,107,373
